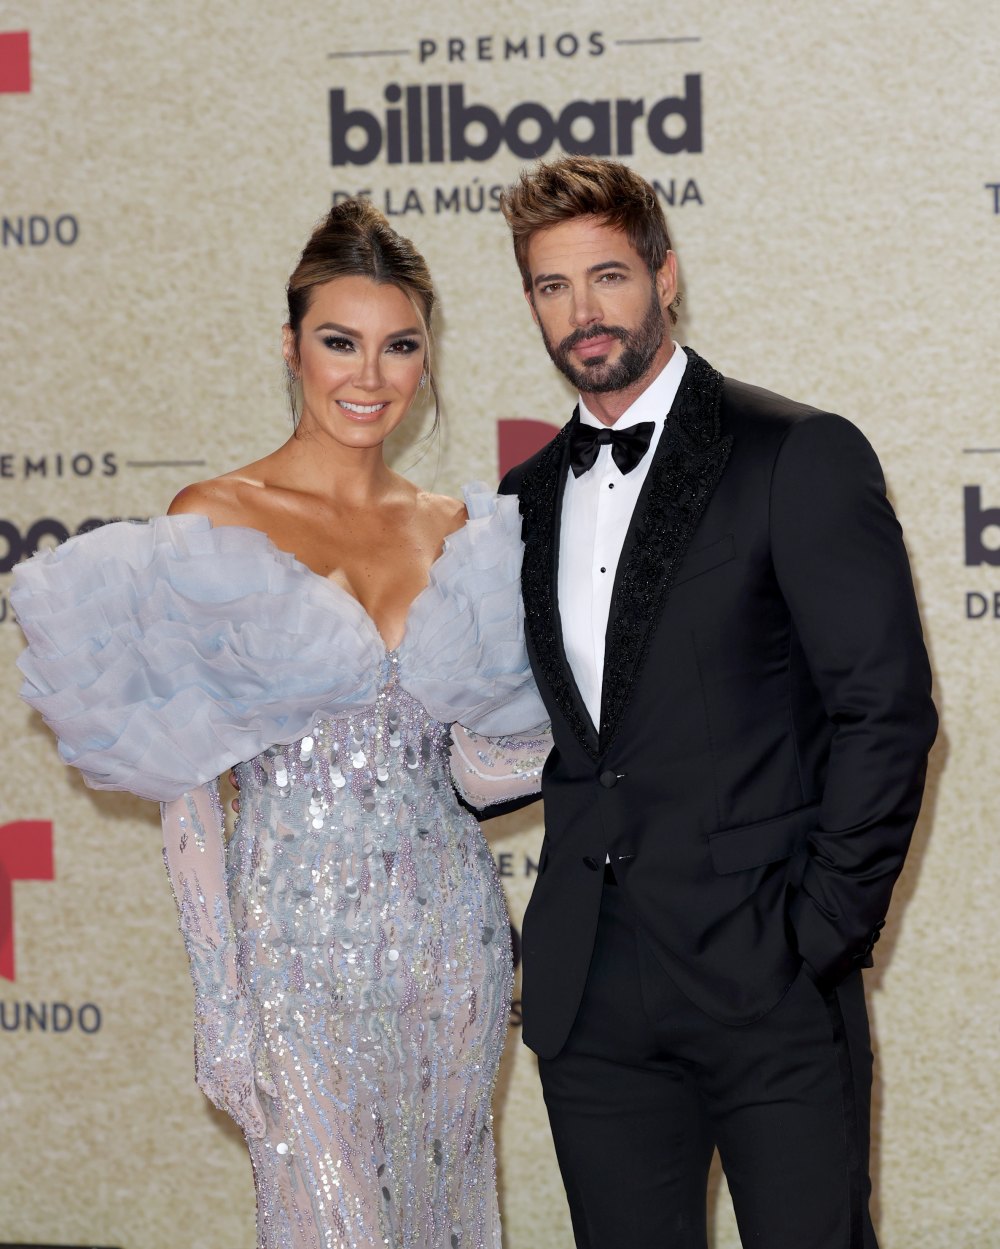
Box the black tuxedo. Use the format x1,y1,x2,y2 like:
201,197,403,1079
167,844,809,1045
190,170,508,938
500,349,936,1247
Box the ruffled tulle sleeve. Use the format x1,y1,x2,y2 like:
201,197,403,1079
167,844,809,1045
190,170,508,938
399,483,547,735
12,516,382,801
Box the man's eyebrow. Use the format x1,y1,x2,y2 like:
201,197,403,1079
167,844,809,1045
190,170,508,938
531,260,632,289
532,271,567,288
588,260,631,275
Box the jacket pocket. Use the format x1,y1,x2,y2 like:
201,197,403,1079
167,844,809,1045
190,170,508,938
673,533,735,587
708,804,818,875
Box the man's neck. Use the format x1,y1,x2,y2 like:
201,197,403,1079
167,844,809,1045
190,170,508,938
580,339,676,427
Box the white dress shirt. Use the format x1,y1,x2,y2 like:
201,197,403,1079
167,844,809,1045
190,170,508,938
557,344,688,730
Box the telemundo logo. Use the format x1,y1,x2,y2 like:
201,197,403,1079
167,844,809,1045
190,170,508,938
2,213,79,247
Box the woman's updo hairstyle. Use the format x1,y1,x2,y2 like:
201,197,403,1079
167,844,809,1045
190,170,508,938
285,198,438,424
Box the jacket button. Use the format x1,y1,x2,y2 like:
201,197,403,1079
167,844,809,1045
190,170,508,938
599,770,618,789
582,856,600,871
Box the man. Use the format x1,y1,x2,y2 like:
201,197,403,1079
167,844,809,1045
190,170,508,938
496,157,937,1249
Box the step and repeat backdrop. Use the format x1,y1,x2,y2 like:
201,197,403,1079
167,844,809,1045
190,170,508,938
2,3,998,1246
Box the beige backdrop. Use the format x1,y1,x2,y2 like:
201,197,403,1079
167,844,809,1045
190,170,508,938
2,2,998,1246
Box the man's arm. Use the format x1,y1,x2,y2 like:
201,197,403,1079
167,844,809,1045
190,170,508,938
769,413,938,985
498,465,524,497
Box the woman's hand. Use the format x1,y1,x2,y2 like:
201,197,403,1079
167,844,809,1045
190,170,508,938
193,992,277,1139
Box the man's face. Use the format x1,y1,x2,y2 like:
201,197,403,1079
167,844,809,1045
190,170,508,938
524,216,677,395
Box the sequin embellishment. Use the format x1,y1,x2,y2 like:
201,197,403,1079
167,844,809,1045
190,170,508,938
172,656,513,1248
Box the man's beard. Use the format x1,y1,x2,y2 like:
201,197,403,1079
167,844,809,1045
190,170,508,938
540,288,666,394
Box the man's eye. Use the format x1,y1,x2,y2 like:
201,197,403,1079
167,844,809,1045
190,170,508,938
597,272,624,283
539,283,564,296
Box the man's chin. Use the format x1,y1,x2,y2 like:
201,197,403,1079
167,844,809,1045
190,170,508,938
577,362,633,394
555,358,616,392
579,370,618,394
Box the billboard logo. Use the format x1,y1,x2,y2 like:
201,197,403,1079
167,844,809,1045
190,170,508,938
331,75,702,166
0,30,31,94
964,486,1000,566
0,820,54,981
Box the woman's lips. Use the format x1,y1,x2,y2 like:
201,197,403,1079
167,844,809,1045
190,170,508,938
337,399,389,420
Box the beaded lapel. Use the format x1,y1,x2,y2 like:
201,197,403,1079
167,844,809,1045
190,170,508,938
517,412,602,757
599,348,733,754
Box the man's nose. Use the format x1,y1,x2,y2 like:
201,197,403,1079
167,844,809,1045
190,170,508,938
570,288,603,328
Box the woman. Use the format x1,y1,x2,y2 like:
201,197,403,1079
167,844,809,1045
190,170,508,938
13,200,549,1249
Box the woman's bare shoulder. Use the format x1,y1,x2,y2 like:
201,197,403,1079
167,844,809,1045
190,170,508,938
166,462,273,525
417,489,468,539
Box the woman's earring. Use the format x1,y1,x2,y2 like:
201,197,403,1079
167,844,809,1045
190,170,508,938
418,371,427,389
285,362,302,425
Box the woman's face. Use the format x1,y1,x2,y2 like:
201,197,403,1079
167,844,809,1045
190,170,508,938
284,275,427,450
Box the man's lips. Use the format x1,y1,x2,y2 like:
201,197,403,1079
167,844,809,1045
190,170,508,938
572,335,617,360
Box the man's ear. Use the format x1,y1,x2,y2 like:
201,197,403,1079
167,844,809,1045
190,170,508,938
524,286,540,327
655,251,679,312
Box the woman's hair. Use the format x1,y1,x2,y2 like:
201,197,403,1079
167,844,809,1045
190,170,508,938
500,156,680,324
285,198,439,424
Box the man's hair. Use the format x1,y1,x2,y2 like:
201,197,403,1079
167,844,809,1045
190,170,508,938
499,156,680,323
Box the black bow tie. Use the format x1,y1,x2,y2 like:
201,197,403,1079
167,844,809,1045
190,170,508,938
569,420,656,478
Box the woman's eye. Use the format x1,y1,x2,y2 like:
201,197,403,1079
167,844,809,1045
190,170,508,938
322,335,354,352
387,338,421,354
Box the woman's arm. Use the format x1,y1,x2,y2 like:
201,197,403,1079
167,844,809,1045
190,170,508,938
449,724,551,814
160,783,275,1138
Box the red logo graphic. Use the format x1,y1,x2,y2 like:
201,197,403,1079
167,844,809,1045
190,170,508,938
0,821,54,981
0,31,30,93
497,418,560,479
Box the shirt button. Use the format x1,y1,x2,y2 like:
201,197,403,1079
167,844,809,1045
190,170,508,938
600,566,606,574
599,770,619,789
608,483,615,489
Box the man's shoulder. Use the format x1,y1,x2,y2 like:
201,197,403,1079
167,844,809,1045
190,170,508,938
681,347,845,446
720,372,831,431
713,368,881,482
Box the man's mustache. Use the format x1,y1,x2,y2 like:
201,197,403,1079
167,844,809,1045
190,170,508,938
558,324,629,355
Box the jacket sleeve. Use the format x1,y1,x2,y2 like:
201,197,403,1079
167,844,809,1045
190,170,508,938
769,413,938,984
498,465,525,498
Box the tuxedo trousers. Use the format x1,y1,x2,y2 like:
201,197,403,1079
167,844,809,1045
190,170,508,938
537,878,878,1249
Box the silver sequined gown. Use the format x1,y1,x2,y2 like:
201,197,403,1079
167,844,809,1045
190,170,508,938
13,485,549,1249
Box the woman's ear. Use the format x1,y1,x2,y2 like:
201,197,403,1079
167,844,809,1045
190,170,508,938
281,324,298,374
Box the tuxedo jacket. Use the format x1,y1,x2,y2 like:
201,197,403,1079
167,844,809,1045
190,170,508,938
500,349,938,1060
